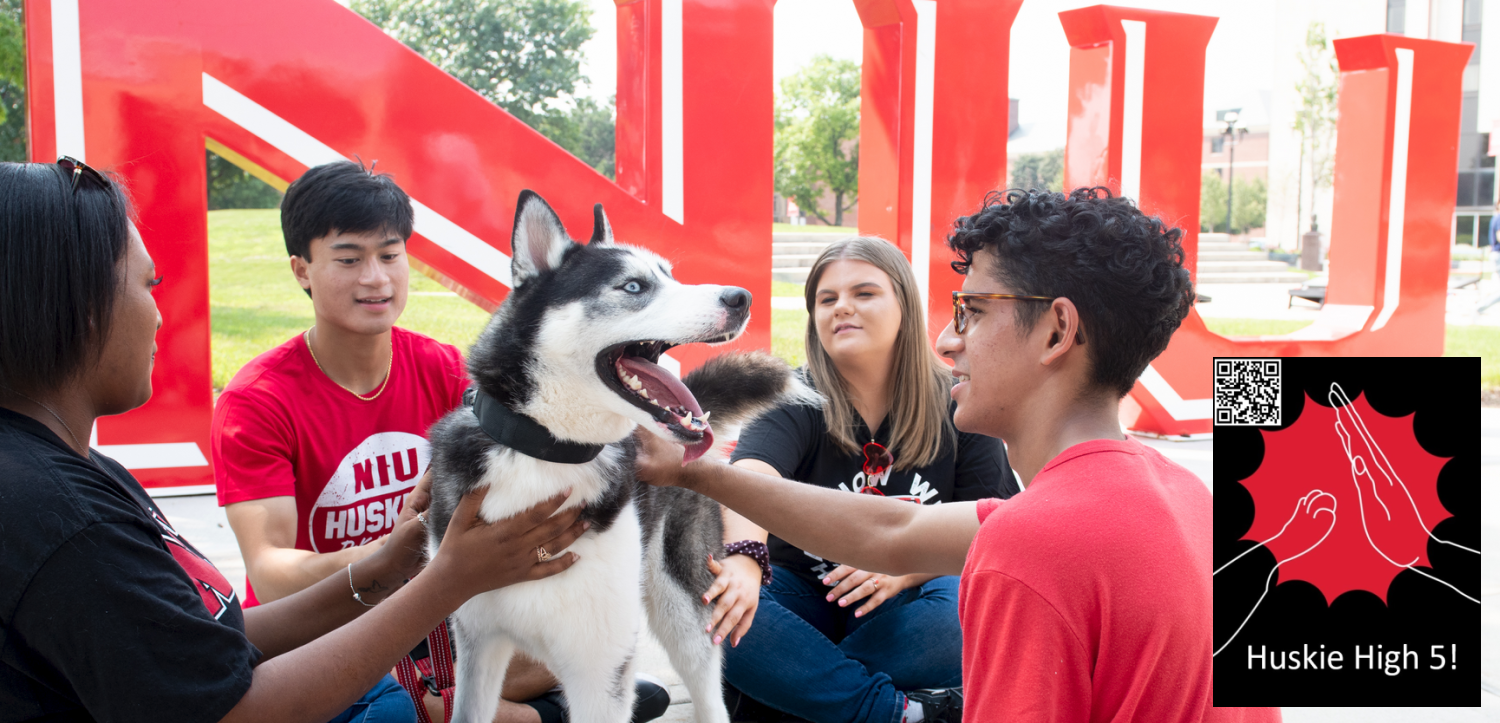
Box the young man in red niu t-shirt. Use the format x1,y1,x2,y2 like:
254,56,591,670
211,161,578,723
635,188,1281,723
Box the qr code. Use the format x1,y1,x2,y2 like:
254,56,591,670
1214,358,1281,426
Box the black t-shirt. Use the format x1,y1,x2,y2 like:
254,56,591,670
730,384,1020,583
0,408,259,723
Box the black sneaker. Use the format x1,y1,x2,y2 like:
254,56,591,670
904,687,963,723
631,675,672,722
524,675,673,723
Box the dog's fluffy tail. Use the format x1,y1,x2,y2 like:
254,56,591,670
683,352,821,437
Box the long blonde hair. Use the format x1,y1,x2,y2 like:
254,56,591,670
803,236,954,470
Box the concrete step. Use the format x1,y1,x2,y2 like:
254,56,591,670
772,233,849,246
1196,271,1309,284
1199,251,1269,262
772,267,812,284
1198,241,1252,253
772,241,836,256
772,254,821,269
1198,261,1300,274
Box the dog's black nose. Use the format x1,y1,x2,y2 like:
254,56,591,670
720,287,751,309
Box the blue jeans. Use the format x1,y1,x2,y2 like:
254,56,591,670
328,674,417,723
724,567,963,723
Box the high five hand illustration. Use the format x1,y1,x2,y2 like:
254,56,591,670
1214,383,1478,658
1214,490,1337,657
1329,383,1478,602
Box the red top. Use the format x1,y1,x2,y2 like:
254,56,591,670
959,437,1279,723
211,326,469,605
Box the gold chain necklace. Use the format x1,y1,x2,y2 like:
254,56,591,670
304,328,392,402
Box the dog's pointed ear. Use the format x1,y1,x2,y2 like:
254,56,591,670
511,190,575,284
589,203,614,246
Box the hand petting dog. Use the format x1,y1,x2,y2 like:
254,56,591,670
425,486,589,606
703,554,760,648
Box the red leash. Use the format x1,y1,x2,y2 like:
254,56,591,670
395,621,456,723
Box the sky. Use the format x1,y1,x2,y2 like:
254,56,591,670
574,0,1298,153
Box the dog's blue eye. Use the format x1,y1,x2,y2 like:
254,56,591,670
623,281,643,294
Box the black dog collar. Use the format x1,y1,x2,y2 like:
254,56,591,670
466,388,604,464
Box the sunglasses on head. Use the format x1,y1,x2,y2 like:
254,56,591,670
950,290,1056,334
57,156,108,192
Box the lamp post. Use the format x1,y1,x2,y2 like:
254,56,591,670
1217,108,1242,234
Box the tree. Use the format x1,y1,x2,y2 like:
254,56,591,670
0,0,27,162
1201,173,1227,232
353,0,615,177
1009,149,1064,193
532,95,616,178
775,55,860,227
1294,22,1338,235
206,151,283,210
1201,173,1267,234
1232,176,1268,233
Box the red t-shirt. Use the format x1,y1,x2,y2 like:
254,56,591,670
959,437,1279,723
211,326,469,605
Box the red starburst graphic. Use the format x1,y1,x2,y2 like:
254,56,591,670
1241,391,1450,604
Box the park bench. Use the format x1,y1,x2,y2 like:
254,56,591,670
1287,278,1327,308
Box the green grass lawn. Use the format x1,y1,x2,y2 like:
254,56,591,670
771,280,805,298
1200,318,1314,336
208,209,490,390
1446,326,1500,390
770,309,808,369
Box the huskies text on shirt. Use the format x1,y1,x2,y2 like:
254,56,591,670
212,326,469,605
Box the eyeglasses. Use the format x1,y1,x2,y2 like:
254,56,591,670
951,291,1056,334
57,156,107,192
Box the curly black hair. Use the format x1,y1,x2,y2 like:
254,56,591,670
947,187,1195,399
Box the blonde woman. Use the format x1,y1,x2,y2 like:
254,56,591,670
708,237,1018,723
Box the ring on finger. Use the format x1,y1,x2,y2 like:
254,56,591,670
536,545,551,562
416,511,427,525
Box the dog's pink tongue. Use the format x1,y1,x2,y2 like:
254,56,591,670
682,427,714,464
618,356,714,463
618,356,703,416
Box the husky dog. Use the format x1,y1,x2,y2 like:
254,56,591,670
425,191,810,723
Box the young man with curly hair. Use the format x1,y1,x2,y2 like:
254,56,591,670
636,188,1279,722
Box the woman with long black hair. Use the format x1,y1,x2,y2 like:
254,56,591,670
0,159,586,723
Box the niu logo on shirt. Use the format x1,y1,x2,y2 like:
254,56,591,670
309,431,431,552
152,509,238,619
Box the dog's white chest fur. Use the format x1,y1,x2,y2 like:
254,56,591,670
443,445,729,723
474,446,623,522
458,498,644,675
460,445,642,652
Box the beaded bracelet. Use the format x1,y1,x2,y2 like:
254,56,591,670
724,540,772,585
